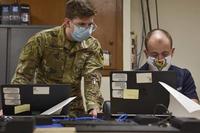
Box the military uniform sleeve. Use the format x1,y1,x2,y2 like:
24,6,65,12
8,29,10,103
11,35,43,84
82,39,104,112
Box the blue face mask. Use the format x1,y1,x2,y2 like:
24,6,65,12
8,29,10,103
71,24,94,42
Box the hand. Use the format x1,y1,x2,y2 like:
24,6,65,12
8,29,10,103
88,108,100,117
0,110,3,116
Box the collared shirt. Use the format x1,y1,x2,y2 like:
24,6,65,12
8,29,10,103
11,25,104,115
140,63,199,100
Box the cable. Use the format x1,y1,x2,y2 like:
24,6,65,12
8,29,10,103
153,104,169,115
146,0,152,31
137,0,160,68
152,104,173,127
155,0,159,29
136,0,147,68
136,29,145,68
141,0,147,36
53,116,103,123
116,114,128,122
73,117,103,121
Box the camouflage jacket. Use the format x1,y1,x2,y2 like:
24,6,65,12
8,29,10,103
11,25,104,115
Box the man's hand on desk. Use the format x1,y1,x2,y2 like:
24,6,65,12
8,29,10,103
88,108,101,117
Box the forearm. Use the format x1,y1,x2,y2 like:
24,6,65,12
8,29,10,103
84,70,104,111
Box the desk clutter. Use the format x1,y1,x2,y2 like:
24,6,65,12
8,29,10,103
0,114,200,133
0,3,30,25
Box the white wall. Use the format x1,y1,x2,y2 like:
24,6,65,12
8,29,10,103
131,0,200,98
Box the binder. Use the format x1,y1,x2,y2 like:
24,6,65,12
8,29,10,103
1,4,10,24
10,3,21,24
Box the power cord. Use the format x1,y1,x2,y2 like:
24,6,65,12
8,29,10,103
53,116,104,123
151,104,173,127
116,114,128,122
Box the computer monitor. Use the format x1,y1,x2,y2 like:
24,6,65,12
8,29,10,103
0,84,71,115
110,70,177,116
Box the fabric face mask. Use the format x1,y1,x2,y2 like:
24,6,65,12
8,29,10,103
71,24,94,42
147,55,172,71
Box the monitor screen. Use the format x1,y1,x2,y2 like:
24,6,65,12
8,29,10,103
0,84,71,115
110,70,177,116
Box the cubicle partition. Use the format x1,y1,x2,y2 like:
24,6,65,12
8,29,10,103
0,25,53,85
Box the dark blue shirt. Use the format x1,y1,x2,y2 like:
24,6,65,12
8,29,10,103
140,63,199,100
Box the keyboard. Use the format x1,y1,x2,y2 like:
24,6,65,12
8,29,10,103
0,116,34,133
60,119,137,127
60,119,179,132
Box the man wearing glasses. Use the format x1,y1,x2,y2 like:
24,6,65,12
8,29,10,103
140,29,199,103
11,0,104,117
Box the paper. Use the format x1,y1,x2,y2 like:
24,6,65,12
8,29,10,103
103,51,110,66
5,99,21,105
112,90,123,98
112,73,127,81
40,96,76,115
159,81,200,113
33,87,49,95
168,95,200,119
112,82,127,90
123,89,139,99
3,87,20,93
4,93,20,99
136,73,152,83
14,104,30,114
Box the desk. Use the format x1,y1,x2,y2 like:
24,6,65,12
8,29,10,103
1,116,183,133
34,127,76,133
34,125,179,133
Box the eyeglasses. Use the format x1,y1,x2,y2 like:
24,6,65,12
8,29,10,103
73,22,97,31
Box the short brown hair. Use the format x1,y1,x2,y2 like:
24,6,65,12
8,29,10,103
145,29,173,49
65,0,96,19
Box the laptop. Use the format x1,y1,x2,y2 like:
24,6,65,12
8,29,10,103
0,84,72,115
110,70,177,116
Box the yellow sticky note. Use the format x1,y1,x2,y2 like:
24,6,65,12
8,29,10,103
123,89,139,99
14,104,30,114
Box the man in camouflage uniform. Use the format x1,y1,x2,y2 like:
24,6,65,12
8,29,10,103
11,0,104,117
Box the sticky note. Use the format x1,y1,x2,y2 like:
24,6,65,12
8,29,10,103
14,104,30,114
123,89,139,99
